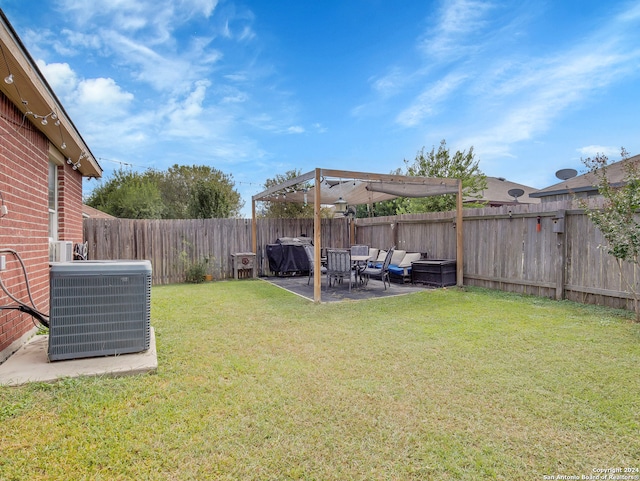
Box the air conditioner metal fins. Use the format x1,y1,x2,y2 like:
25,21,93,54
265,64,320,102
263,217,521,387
48,260,152,361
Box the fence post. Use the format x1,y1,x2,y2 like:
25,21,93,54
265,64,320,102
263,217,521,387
554,209,566,300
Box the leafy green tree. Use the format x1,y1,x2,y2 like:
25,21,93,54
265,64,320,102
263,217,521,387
400,140,486,213
86,164,243,219
581,148,640,321
188,179,231,218
155,164,242,218
355,197,407,218
86,169,164,219
258,169,316,218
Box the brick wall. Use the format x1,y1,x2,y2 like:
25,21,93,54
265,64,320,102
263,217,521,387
0,92,84,361
58,160,84,241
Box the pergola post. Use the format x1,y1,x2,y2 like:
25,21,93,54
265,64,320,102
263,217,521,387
251,198,257,255
313,168,322,302
456,179,464,287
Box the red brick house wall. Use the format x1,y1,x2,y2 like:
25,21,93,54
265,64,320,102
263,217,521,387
58,159,84,241
0,91,84,361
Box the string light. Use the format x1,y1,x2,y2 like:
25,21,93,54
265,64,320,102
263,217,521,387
0,44,71,158
65,150,85,170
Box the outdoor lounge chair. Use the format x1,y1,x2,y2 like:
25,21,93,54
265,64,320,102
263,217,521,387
361,248,394,290
303,244,327,285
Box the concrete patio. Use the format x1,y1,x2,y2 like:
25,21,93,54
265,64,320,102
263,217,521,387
264,274,431,302
0,327,157,387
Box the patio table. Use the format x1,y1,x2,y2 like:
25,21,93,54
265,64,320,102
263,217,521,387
351,254,371,285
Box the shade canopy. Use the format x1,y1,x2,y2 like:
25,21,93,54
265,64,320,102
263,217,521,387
252,168,460,207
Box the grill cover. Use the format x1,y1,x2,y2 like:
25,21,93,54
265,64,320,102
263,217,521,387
266,244,309,275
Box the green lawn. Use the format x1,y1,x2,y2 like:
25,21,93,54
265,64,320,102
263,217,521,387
1,281,639,480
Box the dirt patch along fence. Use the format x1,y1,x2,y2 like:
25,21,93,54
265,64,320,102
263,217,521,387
84,199,638,311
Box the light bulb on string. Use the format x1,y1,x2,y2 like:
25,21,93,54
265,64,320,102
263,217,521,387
4,74,13,84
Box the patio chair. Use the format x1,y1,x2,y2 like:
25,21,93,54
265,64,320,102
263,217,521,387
350,245,369,284
326,249,353,292
361,247,394,290
303,244,327,285
350,245,369,256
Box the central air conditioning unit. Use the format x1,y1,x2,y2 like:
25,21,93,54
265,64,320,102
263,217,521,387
48,260,152,361
50,241,74,262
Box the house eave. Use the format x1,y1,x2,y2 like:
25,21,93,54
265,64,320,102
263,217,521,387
0,9,102,178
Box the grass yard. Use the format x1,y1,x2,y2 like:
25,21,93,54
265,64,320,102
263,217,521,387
1,281,639,480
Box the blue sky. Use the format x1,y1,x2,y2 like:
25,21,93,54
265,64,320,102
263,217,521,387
1,0,639,216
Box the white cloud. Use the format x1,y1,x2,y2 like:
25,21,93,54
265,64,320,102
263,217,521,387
164,80,226,138
371,67,407,97
313,123,327,134
286,126,305,134
238,25,256,42
50,0,227,97
76,77,134,114
36,61,78,99
59,29,103,52
396,73,467,127
577,145,621,158
419,0,495,60
99,30,219,94
221,89,249,104
58,0,219,33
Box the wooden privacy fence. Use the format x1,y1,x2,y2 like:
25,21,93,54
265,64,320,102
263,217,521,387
84,199,638,311
353,199,637,311
83,217,351,285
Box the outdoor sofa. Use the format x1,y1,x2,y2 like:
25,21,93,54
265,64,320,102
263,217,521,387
369,249,424,284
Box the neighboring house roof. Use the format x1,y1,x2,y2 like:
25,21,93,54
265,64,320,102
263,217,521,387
82,205,115,219
468,176,540,206
530,153,640,199
0,9,102,178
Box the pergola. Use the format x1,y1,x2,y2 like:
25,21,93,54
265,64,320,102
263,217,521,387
252,168,463,303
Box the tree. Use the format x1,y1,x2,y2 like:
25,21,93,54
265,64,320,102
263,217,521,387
355,197,407,218
155,164,243,218
400,140,486,213
86,164,243,219
258,169,316,218
188,180,231,219
581,148,640,321
86,169,165,219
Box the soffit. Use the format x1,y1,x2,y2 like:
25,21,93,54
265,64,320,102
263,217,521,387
0,10,101,178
